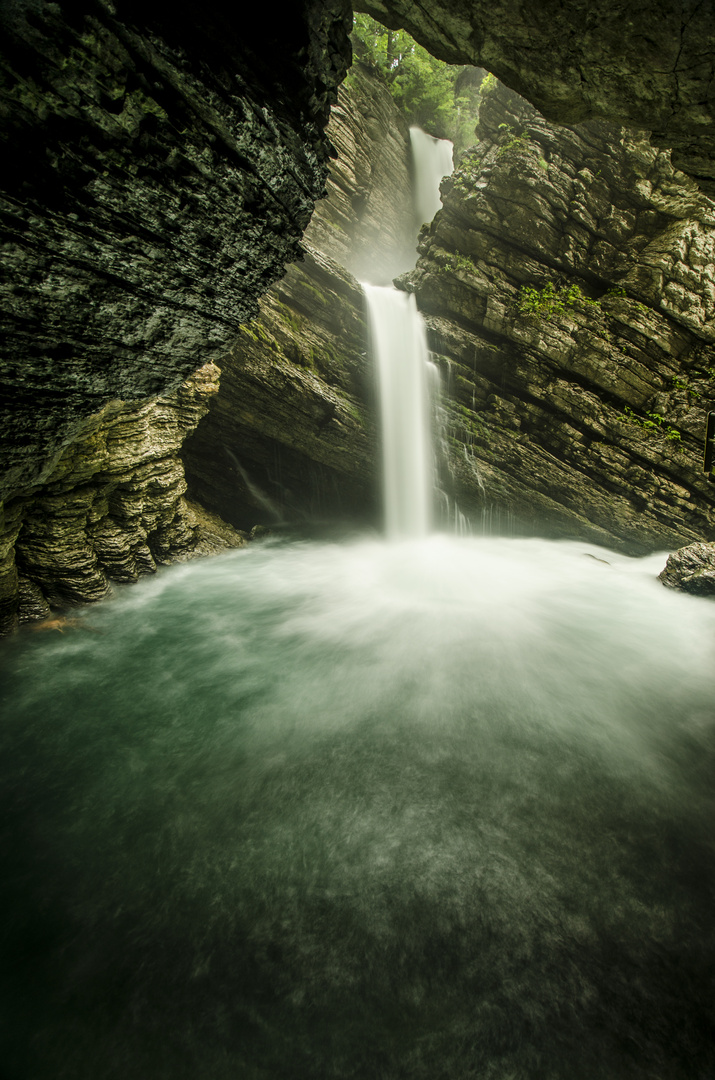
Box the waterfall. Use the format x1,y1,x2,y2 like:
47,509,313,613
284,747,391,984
363,127,453,539
409,126,454,225
364,286,433,538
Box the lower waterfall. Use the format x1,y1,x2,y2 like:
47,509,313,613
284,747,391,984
364,285,434,537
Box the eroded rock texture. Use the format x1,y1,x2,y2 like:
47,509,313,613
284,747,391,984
403,83,715,551
659,541,715,595
0,0,351,631
0,0,351,498
185,70,715,555
302,52,416,283
360,0,715,195
0,365,246,634
182,248,377,531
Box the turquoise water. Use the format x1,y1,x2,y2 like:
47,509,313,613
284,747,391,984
0,535,714,1079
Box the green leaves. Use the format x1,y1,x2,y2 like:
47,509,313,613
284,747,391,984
623,406,683,447
517,282,600,320
350,15,477,147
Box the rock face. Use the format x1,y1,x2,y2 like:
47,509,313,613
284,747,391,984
360,0,715,196
0,0,351,500
182,249,377,531
659,542,715,596
185,70,715,556
4,1,715,633
0,364,246,634
400,83,715,552
0,0,351,633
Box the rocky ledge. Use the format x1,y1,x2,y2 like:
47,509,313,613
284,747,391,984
0,365,246,635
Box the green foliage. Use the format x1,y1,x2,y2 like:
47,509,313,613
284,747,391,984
480,72,497,95
670,375,701,400
444,253,477,276
623,406,683,447
496,123,528,159
517,282,600,321
350,14,479,152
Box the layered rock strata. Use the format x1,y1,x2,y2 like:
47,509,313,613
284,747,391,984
0,363,246,635
0,0,351,633
302,51,416,283
403,84,715,551
0,0,351,500
361,0,715,196
185,70,715,556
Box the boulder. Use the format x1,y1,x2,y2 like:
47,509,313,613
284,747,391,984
659,542,715,595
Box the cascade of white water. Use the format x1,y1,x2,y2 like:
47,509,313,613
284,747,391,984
363,127,453,538
364,285,433,538
409,126,454,225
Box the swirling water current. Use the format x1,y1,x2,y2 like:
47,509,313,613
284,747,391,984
0,533,714,1079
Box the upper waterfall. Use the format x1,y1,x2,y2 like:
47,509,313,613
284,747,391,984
410,126,454,225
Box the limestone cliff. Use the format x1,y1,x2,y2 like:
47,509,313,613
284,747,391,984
301,53,416,284
4,3,715,633
182,249,377,531
0,0,351,498
403,83,715,551
185,68,715,555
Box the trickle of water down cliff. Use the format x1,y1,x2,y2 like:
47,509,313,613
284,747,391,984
1,131,715,1080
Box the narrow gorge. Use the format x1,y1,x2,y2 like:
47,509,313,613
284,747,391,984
1,4,715,1078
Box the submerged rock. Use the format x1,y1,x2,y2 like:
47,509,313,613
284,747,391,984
659,542,715,596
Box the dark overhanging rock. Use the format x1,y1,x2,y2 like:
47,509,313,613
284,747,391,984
0,0,352,498
356,0,715,197
0,0,353,632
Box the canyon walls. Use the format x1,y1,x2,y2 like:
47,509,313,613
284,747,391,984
3,1,715,632
186,68,715,555
181,56,416,532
